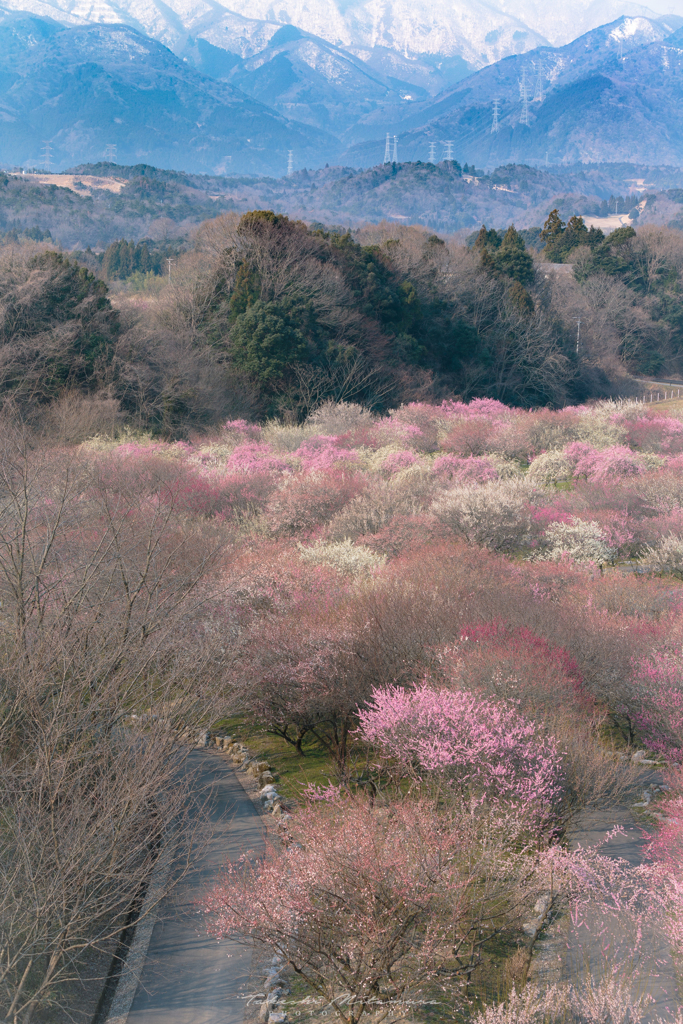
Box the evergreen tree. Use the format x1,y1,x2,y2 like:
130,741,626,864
507,280,535,315
229,262,261,318
474,225,502,252
229,301,307,386
494,225,534,285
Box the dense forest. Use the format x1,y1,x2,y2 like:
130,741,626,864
2,208,683,438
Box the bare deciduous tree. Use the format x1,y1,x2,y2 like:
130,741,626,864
0,425,234,1021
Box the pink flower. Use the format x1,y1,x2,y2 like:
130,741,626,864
382,451,418,473
222,418,262,441
295,436,359,472
357,683,564,813
227,443,289,474
565,443,644,482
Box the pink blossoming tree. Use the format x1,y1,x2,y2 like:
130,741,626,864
356,684,564,817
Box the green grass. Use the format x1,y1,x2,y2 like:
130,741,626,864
210,715,340,804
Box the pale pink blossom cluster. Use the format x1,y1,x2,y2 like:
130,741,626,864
631,652,683,759
564,442,645,482
295,435,359,472
432,454,499,482
222,418,263,441
619,413,683,454
227,442,290,474
356,684,564,811
381,450,418,473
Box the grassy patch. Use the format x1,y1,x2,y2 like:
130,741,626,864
210,715,341,804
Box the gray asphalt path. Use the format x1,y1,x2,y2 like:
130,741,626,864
531,804,681,1020
125,750,265,1024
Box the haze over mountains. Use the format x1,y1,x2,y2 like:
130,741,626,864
1,0,680,67
1,0,683,175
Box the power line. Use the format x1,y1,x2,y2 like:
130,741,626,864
491,97,501,133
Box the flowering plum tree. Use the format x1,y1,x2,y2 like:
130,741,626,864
265,471,365,536
203,798,572,1024
356,684,563,815
432,455,499,483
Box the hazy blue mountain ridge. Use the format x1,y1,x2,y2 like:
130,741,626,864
0,11,337,174
343,15,683,166
1,7,683,176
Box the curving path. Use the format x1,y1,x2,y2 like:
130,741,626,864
110,749,265,1024
530,800,681,1020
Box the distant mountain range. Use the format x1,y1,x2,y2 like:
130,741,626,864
0,0,678,70
2,4,683,175
0,10,334,173
344,15,683,166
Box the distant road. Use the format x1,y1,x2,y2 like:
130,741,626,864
124,751,265,1024
633,378,683,389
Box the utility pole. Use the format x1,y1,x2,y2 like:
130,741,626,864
428,141,437,162
166,258,174,281
384,133,391,164
287,150,294,176
520,68,530,126
444,140,454,163
42,141,51,172
392,135,398,162
491,98,500,134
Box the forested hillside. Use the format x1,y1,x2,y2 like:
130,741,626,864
5,161,683,248
4,209,683,439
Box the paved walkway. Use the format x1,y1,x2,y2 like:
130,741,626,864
531,803,680,1020
124,750,265,1024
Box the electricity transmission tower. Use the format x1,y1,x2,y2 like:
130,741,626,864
384,133,392,163
287,150,294,176
42,141,51,172
443,140,454,162
533,68,544,103
428,141,437,162
166,258,174,281
520,68,531,126
392,135,398,162
491,98,500,133
103,143,117,163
